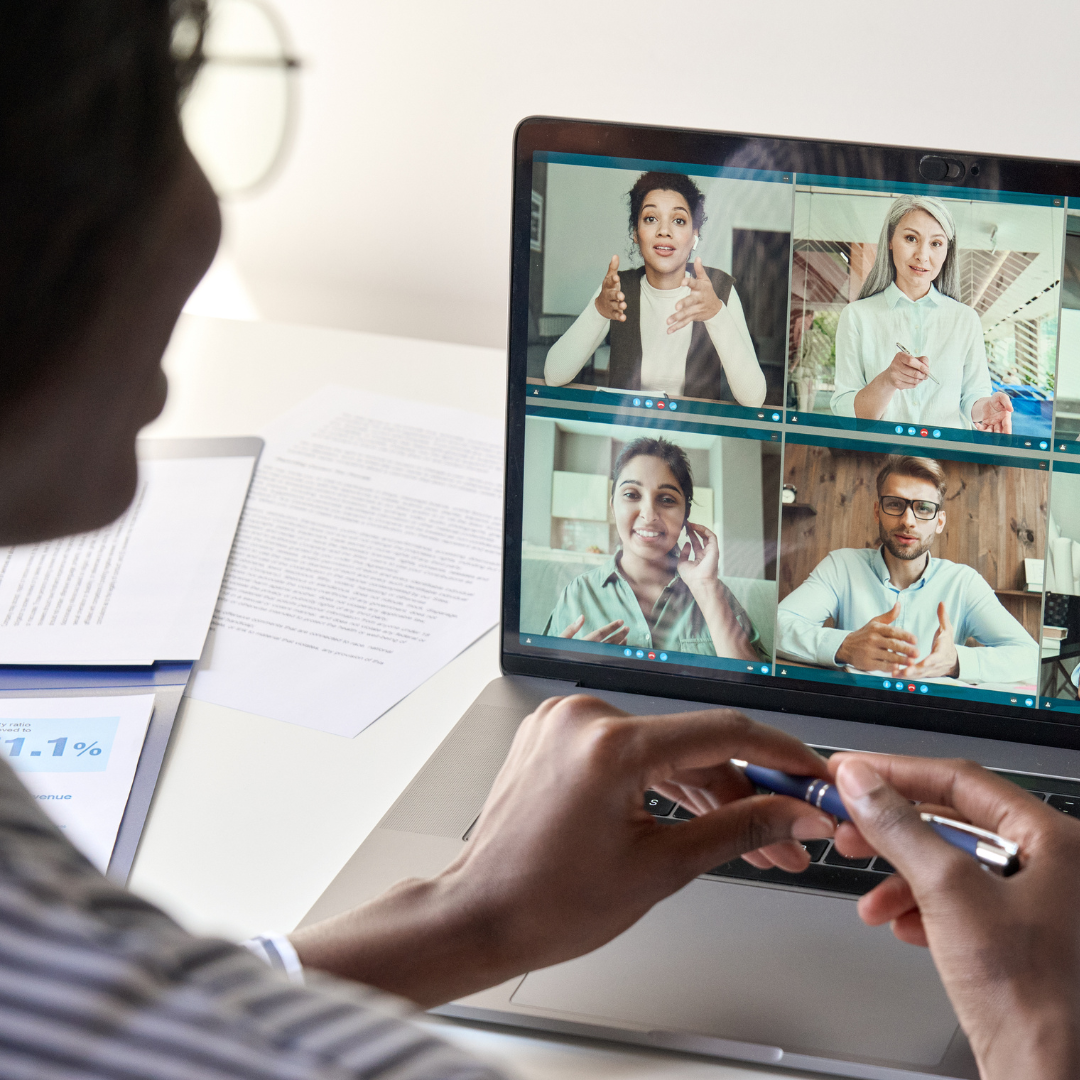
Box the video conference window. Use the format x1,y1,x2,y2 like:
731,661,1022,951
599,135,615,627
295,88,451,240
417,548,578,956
528,159,792,409
776,444,1045,693
520,416,780,668
788,185,1064,440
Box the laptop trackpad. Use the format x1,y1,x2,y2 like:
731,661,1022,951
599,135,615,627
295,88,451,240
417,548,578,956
511,878,958,1068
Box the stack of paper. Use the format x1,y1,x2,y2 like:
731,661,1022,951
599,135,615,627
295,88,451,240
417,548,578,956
0,438,260,879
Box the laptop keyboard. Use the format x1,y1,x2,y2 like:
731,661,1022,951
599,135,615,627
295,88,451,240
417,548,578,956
645,750,1080,898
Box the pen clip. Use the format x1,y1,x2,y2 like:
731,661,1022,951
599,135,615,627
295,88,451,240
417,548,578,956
919,812,1020,875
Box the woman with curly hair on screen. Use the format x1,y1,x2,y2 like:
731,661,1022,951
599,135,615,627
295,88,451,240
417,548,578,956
544,171,768,405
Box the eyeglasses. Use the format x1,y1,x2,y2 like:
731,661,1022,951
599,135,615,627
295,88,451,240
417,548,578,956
179,0,301,196
879,496,941,520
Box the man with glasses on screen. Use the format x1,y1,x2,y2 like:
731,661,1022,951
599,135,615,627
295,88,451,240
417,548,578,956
776,456,1038,684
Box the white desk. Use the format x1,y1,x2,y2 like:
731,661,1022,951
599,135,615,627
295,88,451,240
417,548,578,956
133,314,812,1080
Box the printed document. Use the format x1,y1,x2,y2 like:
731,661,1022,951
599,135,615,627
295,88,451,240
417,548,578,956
0,695,155,872
190,386,503,737
0,452,256,664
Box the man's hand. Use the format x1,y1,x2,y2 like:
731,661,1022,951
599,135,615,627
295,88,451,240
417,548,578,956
667,257,722,333
971,391,1013,434
292,697,835,1007
594,255,626,321
881,348,931,391
899,602,959,679
833,601,919,673
828,753,1080,1080
558,613,628,646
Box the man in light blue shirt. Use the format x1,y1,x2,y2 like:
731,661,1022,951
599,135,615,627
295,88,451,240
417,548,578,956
777,455,1038,684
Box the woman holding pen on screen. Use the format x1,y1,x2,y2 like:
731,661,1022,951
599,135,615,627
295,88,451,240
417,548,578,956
830,194,1013,433
543,172,768,405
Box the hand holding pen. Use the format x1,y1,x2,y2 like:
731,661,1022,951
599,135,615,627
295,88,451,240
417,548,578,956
823,753,1080,1080
893,341,940,386
732,758,1019,873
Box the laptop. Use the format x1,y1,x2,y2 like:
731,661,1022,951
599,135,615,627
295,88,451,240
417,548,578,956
300,117,1080,1079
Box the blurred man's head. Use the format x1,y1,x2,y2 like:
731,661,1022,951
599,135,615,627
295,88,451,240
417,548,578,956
0,2,220,545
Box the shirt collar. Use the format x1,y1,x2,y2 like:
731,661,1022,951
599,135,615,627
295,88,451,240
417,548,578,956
874,545,936,589
884,281,941,309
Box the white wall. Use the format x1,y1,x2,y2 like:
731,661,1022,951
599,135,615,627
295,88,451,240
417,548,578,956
220,0,1080,350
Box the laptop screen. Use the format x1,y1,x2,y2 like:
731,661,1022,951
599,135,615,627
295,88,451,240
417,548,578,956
504,118,1080,747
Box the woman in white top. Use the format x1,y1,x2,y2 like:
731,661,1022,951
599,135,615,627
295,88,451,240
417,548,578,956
830,194,1013,432
543,171,768,406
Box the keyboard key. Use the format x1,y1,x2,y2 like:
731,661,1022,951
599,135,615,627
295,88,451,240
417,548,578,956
673,805,696,820
644,791,675,817
800,839,830,862
823,847,874,870
1026,790,1048,801
872,858,895,874
704,858,881,897
1048,794,1080,816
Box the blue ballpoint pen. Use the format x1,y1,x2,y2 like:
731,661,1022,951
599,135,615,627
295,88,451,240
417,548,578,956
731,760,1021,876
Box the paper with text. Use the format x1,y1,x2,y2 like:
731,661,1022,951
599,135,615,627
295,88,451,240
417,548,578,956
189,386,503,736
0,695,155,872
0,455,255,664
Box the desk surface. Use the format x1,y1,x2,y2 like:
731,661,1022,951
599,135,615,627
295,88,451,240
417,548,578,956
133,314,818,1080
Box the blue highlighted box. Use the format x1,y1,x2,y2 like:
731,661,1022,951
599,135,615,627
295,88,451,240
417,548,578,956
0,716,117,772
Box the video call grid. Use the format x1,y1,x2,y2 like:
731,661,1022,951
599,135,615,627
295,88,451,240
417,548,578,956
515,395,1076,718
527,152,1075,451
517,149,1080,720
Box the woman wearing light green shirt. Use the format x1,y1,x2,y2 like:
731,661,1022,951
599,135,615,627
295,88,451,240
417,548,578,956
543,437,765,661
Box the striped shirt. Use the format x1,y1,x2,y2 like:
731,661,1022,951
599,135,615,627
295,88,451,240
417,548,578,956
0,758,505,1080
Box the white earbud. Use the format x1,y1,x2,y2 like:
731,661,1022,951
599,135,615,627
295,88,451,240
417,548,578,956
692,235,699,251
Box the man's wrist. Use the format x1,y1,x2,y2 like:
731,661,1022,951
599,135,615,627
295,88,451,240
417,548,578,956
833,635,852,667
290,870,518,1008
976,999,1080,1080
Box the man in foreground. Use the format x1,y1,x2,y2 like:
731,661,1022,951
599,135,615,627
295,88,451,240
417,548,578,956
0,5,1078,1079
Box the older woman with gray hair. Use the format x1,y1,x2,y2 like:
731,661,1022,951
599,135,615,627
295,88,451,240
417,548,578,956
830,195,1012,432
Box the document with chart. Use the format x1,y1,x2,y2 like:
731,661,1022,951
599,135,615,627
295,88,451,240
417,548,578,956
0,695,156,873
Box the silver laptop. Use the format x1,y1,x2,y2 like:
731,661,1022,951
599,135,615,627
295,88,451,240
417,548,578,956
301,118,1080,1079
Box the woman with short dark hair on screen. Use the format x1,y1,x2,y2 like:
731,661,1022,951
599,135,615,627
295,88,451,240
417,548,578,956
830,194,1013,432
544,437,765,662
543,172,768,405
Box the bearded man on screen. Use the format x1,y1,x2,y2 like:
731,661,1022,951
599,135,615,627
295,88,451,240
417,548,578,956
776,455,1038,685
